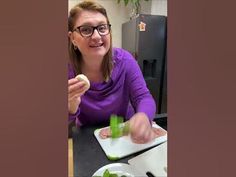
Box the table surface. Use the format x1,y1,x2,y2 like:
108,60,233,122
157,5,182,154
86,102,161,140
68,138,74,177
71,118,167,177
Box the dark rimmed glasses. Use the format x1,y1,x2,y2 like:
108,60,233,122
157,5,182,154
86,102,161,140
73,24,111,37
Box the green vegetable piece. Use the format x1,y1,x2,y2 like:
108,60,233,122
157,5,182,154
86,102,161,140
121,175,127,177
103,169,110,177
109,174,118,177
107,155,120,161
122,121,130,135
110,115,124,138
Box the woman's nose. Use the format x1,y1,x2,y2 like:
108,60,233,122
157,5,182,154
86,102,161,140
91,29,101,39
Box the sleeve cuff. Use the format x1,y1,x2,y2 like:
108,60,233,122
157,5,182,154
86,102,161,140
68,108,80,122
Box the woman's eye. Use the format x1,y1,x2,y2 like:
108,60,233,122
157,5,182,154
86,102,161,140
98,26,107,32
81,27,92,34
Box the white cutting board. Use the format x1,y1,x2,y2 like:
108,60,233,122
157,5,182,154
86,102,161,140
94,124,167,160
128,142,167,177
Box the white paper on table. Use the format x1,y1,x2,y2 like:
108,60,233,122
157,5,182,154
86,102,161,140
128,141,167,177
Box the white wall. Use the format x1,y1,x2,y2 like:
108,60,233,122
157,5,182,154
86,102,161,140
68,0,167,47
151,0,167,16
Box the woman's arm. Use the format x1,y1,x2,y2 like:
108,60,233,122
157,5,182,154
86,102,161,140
123,50,157,143
124,51,156,121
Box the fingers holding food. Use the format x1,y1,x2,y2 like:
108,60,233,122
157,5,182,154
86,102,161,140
68,74,90,98
75,74,90,91
68,75,90,114
68,78,86,94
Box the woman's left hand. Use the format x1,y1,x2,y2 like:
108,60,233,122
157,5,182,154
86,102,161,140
129,112,155,144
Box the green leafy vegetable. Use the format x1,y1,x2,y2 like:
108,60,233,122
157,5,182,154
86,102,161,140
107,155,120,161
92,174,123,177
109,174,119,177
103,169,110,177
96,169,125,177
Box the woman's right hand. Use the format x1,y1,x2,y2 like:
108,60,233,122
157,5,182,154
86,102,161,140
68,78,88,114
129,112,155,144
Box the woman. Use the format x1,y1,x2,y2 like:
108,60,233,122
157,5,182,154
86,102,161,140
68,0,156,144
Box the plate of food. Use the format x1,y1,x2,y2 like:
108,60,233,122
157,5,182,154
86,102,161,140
92,163,146,177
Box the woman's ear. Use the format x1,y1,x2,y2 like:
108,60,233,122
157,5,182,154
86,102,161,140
68,31,75,44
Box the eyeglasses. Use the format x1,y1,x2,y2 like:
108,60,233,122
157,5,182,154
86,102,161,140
73,24,111,37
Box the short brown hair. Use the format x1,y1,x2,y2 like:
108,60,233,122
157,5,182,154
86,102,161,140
68,0,113,81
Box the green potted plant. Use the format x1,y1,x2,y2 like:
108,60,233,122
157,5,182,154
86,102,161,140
116,0,149,17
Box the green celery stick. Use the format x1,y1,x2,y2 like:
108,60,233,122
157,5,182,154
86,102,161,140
110,115,122,138
110,115,130,138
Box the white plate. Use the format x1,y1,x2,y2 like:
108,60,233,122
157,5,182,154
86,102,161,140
92,163,146,177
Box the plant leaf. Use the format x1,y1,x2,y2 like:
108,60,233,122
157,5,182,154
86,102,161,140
124,0,129,6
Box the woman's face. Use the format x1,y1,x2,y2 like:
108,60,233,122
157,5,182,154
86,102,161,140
71,10,111,60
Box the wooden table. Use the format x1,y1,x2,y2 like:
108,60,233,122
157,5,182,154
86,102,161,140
68,138,74,177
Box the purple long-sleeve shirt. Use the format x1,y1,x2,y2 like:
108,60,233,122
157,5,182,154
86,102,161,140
68,48,156,126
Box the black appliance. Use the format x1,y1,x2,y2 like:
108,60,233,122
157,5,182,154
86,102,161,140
122,14,167,114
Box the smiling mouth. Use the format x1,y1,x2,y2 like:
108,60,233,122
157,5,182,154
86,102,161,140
89,43,104,48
